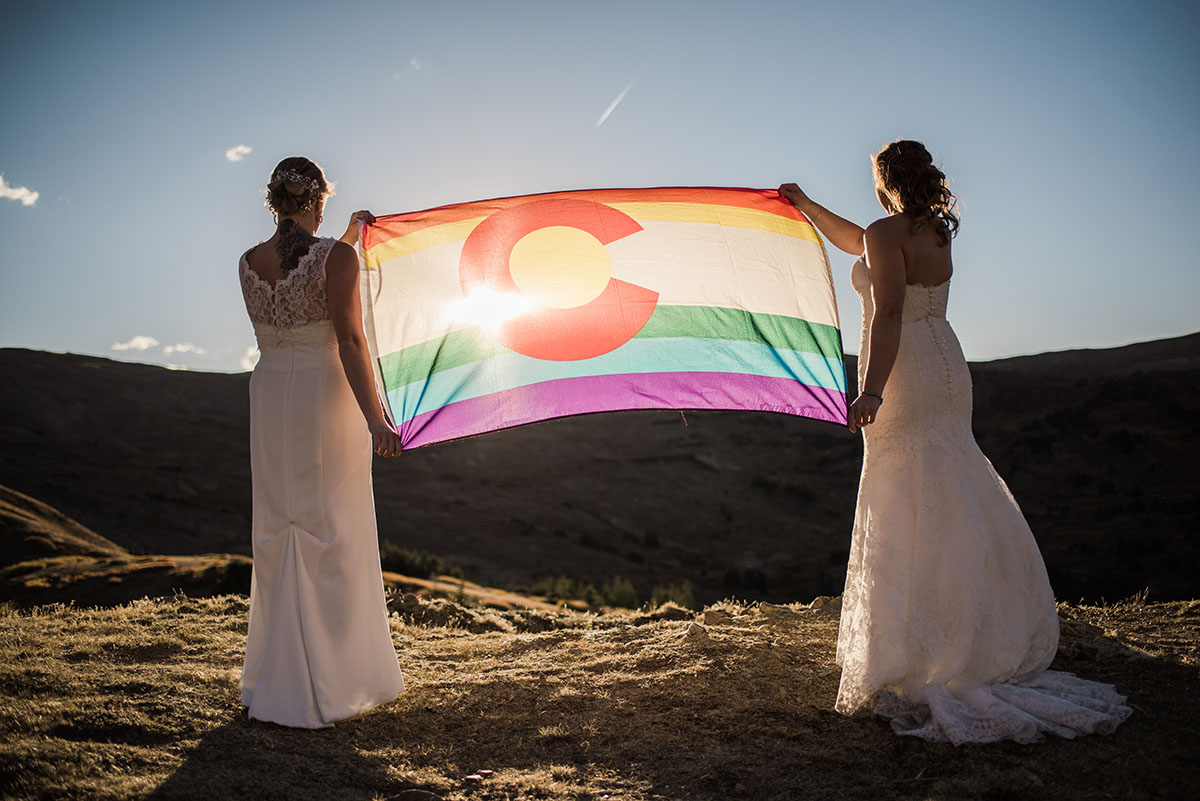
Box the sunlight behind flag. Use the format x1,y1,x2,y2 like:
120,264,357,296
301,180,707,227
447,288,535,334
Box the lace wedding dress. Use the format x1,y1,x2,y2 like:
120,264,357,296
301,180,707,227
835,256,1131,744
238,237,403,728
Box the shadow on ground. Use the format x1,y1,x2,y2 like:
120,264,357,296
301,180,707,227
145,609,1200,801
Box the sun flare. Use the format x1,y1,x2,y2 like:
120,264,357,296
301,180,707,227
447,288,536,334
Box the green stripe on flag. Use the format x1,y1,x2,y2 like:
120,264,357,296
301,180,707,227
636,305,840,356
378,305,842,389
379,330,509,390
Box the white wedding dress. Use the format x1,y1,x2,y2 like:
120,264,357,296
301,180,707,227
836,256,1131,744
238,237,404,728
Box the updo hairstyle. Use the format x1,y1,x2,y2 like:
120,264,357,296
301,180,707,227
264,156,333,216
264,157,335,272
872,140,959,245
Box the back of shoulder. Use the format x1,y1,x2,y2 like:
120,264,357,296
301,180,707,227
329,239,357,260
863,216,906,253
241,242,262,267
324,239,359,280
865,215,908,237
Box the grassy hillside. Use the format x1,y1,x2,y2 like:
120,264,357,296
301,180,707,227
1,593,1197,801
1,334,1197,607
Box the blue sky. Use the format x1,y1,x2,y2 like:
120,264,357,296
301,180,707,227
1,0,1196,372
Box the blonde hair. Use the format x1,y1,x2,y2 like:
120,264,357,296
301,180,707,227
264,156,333,215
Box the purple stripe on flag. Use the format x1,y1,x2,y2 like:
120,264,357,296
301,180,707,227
397,372,848,449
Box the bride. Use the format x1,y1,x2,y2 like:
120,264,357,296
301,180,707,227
238,156,404,728
780,141,1132,744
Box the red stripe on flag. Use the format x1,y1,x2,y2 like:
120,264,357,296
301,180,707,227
362,187,810,250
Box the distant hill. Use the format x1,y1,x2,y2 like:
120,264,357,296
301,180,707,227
1,333,1197,606
0,483,125,566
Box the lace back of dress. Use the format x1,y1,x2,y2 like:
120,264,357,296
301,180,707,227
240,238,337,350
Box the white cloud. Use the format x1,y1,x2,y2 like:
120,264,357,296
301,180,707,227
0,174,39,207
111,335,160,351
240,345,260,371
164,342,206,355
225,144,252,162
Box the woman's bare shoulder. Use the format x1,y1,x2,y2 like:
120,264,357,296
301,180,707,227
863,215,908,251
324,240,359,279
327,240,358,264
866,214,909,236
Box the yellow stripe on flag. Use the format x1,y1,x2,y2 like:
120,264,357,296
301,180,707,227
610,203,821,243
363,217,485,269
363,203,819,269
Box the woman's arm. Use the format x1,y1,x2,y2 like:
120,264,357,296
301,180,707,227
325,240,403,457
778,183,865,256
338,210,375,246
848,218,907,433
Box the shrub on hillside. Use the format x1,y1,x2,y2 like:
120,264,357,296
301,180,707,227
650,580,694,610
530,574,641,609
602,576,639,608
214,557,253,595
378,542,465,580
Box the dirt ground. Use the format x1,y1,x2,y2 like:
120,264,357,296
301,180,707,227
1,593,1197,801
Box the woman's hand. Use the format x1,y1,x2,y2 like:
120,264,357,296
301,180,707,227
339,210,376,246
778,183,811,209
368,418,403,457
778,184,865,256
847,393,882,434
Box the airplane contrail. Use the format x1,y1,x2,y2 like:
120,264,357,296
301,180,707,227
595,79,636,128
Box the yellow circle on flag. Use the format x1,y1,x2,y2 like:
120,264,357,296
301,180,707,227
509,226,612,309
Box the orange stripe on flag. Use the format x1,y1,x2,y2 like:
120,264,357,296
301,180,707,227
362,194,821,270
362,187,811,251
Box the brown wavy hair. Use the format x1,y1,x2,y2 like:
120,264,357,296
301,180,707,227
265,156,332,215
872,140,959,245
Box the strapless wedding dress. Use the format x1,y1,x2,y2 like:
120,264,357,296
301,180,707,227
237,238,403,728
835,256,1130,744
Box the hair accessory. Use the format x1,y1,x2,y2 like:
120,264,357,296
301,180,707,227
272,169,321,194
265,169,324,213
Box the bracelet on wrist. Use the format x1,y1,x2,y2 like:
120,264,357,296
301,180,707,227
861,391,883,403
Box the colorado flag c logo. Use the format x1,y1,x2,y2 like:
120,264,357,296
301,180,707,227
459,198,659,361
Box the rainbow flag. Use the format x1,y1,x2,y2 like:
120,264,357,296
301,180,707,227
359,187,847,448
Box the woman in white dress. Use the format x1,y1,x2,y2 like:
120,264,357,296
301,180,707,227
238,156,405,728
780,140,1131,744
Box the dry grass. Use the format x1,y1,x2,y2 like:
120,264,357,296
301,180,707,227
1,594,1198,801
0,551,563,614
